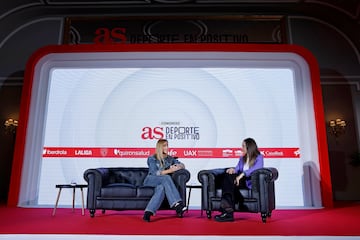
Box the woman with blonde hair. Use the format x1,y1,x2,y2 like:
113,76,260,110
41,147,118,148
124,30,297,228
143,139,186,222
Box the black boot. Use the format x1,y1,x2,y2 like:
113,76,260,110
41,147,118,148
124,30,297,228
174,202,186,218
214,211,234,222
143,211,153,222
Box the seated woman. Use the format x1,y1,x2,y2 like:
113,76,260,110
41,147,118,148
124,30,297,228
143,139,187,222
215,137,264,222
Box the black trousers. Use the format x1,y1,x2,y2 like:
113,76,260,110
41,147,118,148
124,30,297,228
220,173,247,213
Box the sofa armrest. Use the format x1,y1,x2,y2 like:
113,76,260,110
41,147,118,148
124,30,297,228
250,167,279,193
198,168,226,191
83,168,110,209
250,167,279,213
197,168,227,211
171,169,191,203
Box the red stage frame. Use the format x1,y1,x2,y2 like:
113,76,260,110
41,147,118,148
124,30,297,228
7,43,332,208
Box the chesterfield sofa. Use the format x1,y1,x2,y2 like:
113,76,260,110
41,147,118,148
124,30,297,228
83,167,190,217
197,167,278,223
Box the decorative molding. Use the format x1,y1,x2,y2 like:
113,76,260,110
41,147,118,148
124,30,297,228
289,16,360,64
321,82,360,91
0,17,63,48
45,0,297,4
64,15,286,44
321,75,360,92
307,0,360,20
0,1,43,21
0,77,23,86
45,0,151,4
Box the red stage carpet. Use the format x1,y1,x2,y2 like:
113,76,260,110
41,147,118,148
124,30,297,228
1,202,360,236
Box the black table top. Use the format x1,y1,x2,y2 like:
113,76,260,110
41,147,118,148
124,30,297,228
55,184,88,188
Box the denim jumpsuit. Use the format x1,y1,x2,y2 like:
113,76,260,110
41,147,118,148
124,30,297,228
143,155,183,214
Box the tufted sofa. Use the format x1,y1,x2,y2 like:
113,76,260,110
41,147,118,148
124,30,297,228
83,167,191,217
198,167,278,223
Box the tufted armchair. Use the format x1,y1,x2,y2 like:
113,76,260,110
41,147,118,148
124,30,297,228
83,167,190,217
197,167,278,223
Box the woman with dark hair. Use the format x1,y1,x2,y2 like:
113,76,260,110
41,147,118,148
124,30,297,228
142,139,187,222
215,137,264,222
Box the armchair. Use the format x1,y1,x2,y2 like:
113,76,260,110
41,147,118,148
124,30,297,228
84,167,190,217
198,167,278,223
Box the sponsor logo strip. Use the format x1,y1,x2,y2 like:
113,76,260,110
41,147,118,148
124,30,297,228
42,147,300,158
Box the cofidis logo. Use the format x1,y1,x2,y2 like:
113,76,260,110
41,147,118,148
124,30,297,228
141,121,200,140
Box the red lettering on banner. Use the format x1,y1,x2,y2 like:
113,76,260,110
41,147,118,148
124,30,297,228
94,28,112,44
141,127,164,139
111,28,127,43
93,27,127,44
184,150,197,156
153,127,164,139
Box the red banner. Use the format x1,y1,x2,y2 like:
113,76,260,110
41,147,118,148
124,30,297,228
42,147,300,158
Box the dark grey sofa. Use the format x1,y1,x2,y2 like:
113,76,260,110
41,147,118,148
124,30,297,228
83,167,191,217
198,167,278,223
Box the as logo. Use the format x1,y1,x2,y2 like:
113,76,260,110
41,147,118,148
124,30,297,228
141,127,164,139
93,28,127,44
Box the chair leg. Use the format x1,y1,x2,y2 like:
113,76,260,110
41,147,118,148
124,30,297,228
206,210,212,219
89,209,95,218
261,213,267,223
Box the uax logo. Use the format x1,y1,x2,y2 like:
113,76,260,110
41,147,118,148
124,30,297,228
141,126,164,140
184,149,197,156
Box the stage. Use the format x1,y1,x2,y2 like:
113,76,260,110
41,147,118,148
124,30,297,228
1,202,360,239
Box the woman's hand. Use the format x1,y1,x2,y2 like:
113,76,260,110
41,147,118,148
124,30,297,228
234,173,245,186
161,163,184,175
226,168,235,174
170,164,183,172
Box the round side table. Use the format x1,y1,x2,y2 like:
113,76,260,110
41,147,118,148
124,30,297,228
52,184,88,216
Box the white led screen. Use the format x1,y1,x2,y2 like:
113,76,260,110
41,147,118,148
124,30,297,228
15,47,325,209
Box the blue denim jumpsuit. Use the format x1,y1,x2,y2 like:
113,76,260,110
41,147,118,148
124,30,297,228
143,155,183,214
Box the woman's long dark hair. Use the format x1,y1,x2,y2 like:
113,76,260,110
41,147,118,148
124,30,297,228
243,138,260,167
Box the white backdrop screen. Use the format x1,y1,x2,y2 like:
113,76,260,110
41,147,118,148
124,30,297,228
15,48,324,209
38,66,302,207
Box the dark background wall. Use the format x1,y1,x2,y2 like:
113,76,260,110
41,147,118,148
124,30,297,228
0,0,359,203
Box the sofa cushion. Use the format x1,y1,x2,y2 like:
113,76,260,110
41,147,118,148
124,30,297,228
101,183,137,197
137,186,155,197
108,169,148,186
215,188,252,198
